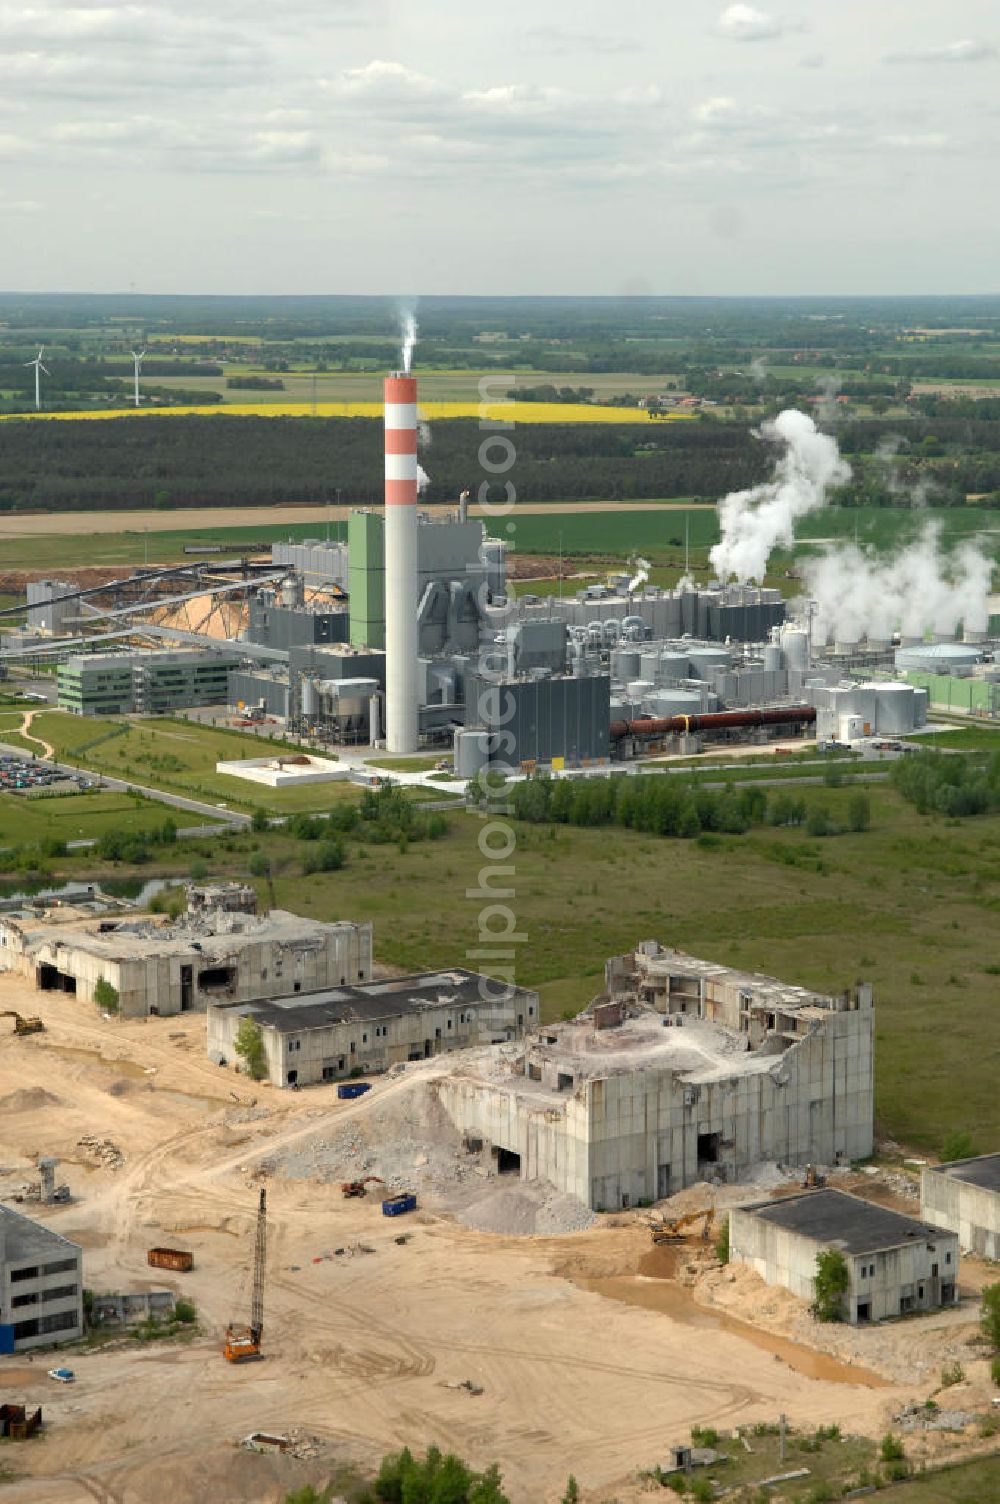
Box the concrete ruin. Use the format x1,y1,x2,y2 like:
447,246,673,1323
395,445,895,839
0,889,372,1020
437,941,874,1211
207,969,539,1088
730,1189,959,1324
921,1153,1000,1261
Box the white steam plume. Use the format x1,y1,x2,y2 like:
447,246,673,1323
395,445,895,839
710,409,851,582
400,308,418,374
417,463,430,494
803,523,992,644
627,555,650,593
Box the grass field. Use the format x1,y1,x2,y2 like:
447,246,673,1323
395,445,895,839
919,726,1000,751
0,789,201,848
878,1455,1000,1501
150,368,680,405
20,711,372,813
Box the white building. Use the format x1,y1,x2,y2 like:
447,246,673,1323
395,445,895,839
921,1153,1000,1260
207,969,539,1088
0,1206,83,1352
729,1188,959,1325
437,942,874,1211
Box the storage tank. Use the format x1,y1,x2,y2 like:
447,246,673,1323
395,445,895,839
611,649,642,681
658,651,690,681
300,677,317,716
640,651,661,681
454,730,493,778
627,679,656,700
763,644,782,673
912,687,928,726
648,690,705,717
875,682,917,734
686,647,730,677
780,628,810,673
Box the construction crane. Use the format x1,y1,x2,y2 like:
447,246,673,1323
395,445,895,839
0,1010,44,1036
341,1175,384,1199
649,1207,716,1245
224,1189,266,1363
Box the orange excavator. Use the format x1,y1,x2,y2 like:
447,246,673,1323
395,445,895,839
649,1207,716,1245
341,1175,384,1199
224,1189,266,1363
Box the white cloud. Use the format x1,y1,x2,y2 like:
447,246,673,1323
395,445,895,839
884,38,995,64
880,132,949,149
520,26,640,56
715,5,797,41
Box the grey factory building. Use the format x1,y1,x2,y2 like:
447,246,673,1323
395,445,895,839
0,1206,83,1353
921,1153,1000,1260
729,1189,959,1324
58,649,239,717
206,968,540,1088
436,941,874,1211
0,899,372,1020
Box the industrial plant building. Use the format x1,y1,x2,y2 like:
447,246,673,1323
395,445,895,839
207,969,540,1088
58,649,238,717
0,1206,83,1353
921,1153,1000,1261
437,941,874,1211
0,887,372,1019
729,1189,959,1324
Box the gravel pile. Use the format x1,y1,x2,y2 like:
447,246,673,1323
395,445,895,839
268,1076,595,1236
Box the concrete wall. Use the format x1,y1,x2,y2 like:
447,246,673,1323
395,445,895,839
1,917,373,1020
922,1166,1000,1260
729,1209,959,1324
439,1077,592,1201
208,988,538,1088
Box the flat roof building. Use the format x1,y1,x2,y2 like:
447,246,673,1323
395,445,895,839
921,1153,1000,1261
0,1206,83,1353
436,941,874,1211
58,649,240,717
207,969,539,1088
730,1189,959,1325
0,902,372,1020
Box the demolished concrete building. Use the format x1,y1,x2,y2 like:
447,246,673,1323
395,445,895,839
921,1153,1000,1261
437,941,874,1211
0,895,372,1020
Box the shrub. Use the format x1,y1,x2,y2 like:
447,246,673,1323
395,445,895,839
235,1017,266,1081
848,791,871,831
715,1217,730,1264
811,1249,849,1322
992,1355,1000,1386
940,1361,964,1387
690,1426,718,1447
173,1298,197,1324
879,1434,904,1463
93,977,119,1014
188,859,208,881
248,851,270,878
941,1130,977,1163
688,1477,713,1504
981,1284,1000,1352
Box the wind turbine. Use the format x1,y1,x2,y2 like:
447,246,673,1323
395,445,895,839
131,348,145,408
24,346,49,412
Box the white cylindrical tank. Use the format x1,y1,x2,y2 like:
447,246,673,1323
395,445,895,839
454,729,493,778
611,649,641,681
300,677,317,716
780,628,810,673
627,679,656,700
384,373,419,753
640,651,661,681
875,682,917,734
763,645,782,672
658,651,690,681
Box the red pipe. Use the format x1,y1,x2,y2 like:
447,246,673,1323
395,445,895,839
610,705,817,740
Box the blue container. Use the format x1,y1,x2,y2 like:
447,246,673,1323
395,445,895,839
336,1082,372,1100
382,1193,417,1217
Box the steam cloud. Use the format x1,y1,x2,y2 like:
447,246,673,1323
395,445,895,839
804,527,991,643
712,406,993,642
400,309,417,374
710,409,851,583
627,556,650,593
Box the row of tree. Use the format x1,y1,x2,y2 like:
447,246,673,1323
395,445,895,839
891,750,1000,818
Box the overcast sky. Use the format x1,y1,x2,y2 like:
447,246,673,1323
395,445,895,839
1,0,997,295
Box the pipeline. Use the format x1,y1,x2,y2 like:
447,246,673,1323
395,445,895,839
610,705,817,740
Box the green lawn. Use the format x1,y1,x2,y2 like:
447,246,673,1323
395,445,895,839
919,726,1000,751
22,711,369,812
0,789,202,848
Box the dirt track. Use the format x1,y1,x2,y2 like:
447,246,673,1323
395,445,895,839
0,501,711,540
0,978,948,1504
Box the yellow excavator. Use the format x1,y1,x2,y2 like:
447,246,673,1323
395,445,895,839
0,1010,44,1036
649,1207,716,1245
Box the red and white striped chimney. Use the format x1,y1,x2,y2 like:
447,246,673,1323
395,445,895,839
383,373,419,753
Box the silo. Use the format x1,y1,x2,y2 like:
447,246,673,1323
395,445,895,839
875,683,916,734
658,651,690,681
611,648,642,681
640,651,661,681
300,677,317,716
454,730,493,778
686,647,730,678
780,628,809,673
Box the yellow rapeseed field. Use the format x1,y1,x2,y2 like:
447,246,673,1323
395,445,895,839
0,401,695,426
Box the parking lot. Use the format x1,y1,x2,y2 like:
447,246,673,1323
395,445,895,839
0,755,84,794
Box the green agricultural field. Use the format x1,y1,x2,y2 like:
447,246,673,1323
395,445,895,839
0,789,201,848
152,368,675,405
251,779,1000,1155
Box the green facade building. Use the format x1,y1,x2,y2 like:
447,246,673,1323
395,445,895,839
58,651,239,717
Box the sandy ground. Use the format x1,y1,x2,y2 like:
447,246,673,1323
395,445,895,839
0,501,712,540
0,976,983,1504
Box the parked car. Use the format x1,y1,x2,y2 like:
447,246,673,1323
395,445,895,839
47,1367,75,1384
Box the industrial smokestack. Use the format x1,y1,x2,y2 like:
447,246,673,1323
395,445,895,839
384,372,419,753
